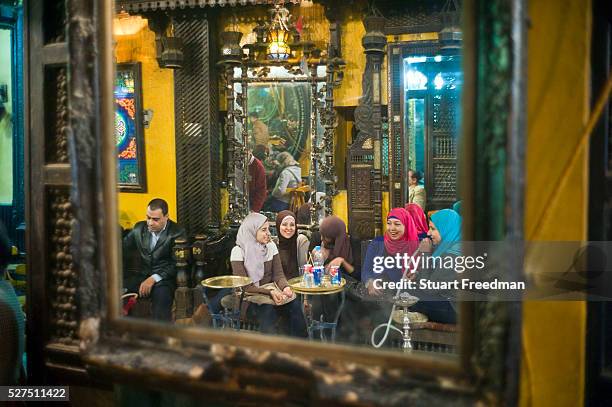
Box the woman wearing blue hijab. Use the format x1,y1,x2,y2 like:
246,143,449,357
430,209,462,257
410,209,462,324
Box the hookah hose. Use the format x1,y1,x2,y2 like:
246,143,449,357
370,250,420,348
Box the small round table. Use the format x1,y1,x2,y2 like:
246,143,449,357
288,276,346,342
201,275,252,329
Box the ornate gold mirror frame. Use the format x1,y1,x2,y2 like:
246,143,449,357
222,62,335,228
31,0,527,403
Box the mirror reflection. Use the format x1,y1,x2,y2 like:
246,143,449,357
115,0,463,355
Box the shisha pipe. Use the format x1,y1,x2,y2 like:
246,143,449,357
370,250,420,349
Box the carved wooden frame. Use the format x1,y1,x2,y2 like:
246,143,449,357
42,0,528,404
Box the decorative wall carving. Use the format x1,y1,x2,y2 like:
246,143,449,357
174,15,221,234
116,0,301,13
67,0,106,323
350,167,373,207
380,0,446,34
45,67,69,164
43,1,67,44
47,188,78,345
431,162,457,201
348,15,386,239
318,59,344,217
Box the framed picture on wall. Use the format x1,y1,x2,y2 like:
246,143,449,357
114,62,147,192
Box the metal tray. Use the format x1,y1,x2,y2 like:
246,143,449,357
287,276,346,295
201,275,252,289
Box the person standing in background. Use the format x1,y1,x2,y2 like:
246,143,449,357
268,152,302,212
249,112,270,148
407,169,426,210
248,151,267,213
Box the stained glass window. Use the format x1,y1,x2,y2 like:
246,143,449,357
114,63,146,191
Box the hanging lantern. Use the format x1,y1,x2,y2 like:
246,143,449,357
267,27,291,60
266,5,292,61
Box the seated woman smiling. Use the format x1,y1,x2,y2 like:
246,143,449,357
275,210,309,280
231,213,306,337
410,209,461,324
362,208,419,296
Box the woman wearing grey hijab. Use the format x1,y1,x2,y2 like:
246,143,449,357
231,213,306,337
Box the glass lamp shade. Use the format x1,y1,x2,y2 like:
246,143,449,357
266,28,291,61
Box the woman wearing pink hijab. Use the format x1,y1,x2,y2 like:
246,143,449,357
405,203,429,240
361,208,419,296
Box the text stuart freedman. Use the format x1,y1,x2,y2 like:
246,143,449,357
372,278,525,291
371,252,525,292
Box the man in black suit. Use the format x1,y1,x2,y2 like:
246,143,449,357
123,198,186,321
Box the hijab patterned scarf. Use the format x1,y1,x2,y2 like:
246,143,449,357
319,216,352,264
276,210,299,279
235,213,269,286
431,209,462,257
384,208,419,256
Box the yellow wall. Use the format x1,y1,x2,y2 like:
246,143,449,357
520,0,590,405
331,190,348,225
115,25,177,228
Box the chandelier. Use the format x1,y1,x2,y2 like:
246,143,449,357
220,4,321,65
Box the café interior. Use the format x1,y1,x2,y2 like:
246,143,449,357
1,0,611,405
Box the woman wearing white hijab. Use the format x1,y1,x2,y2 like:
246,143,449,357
231,213,306,337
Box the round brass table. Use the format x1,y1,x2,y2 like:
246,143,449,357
201,275,252,329
201,275,252,289
287,276,347,342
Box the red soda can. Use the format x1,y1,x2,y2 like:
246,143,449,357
330,265,341,285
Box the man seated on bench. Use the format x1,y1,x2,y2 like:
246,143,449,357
123,198,186,321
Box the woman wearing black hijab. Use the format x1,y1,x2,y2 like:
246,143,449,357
275,210,309,279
